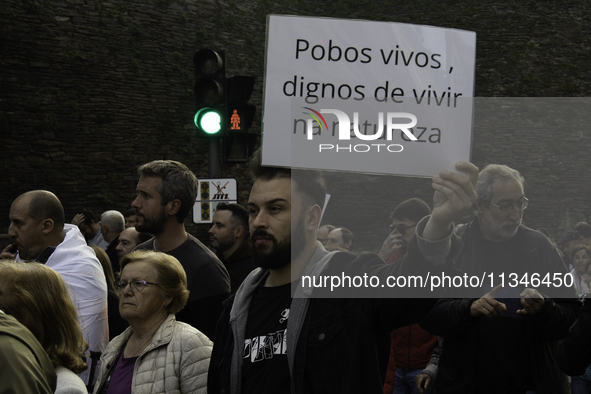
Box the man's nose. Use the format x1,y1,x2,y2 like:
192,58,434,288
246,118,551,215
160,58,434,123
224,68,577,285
131,196,140,209
251,211,268,229
509,207,521,220
7,223,16,238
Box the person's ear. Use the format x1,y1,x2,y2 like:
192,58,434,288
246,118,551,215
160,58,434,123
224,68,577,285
41,219,55,235
167,199,181,216
234,225,244,239
476,200,487,216
306,205,322,232
163,295,173,310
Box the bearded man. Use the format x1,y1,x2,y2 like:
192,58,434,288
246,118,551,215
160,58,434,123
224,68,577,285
209,203,254,293
131,159,230,339
207,151,480,394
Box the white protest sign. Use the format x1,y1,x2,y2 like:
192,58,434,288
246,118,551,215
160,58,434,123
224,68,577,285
262,15,476,176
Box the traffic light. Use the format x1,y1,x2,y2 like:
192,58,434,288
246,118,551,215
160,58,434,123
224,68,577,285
223,76,257,162
227,76,256,132
193,49,227,138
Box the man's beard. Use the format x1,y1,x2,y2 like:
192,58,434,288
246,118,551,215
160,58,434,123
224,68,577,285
250,216,306,270
480,208,520,240
211,235,234,254
135,208,167,235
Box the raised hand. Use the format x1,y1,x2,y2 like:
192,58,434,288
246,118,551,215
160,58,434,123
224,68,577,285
71,213,85,227
0,243,17,260
423,161,478,241
377,232,403,261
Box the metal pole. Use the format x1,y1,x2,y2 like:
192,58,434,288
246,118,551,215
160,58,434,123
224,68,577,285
209,138,221,178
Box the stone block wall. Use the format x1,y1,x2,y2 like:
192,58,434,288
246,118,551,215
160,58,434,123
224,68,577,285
1,0,590,251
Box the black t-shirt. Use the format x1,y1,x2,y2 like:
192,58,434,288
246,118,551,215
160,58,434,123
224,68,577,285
241,281,293,394
135,234,230,339
136,234,230,300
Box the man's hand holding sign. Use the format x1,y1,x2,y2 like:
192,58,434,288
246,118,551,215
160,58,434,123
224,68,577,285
423,161,478,241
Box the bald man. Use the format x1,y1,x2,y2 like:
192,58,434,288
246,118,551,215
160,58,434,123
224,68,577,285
2,190,108,390
116,227,152,259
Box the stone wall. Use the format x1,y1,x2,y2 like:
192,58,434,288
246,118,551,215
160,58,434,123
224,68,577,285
1,0,590,251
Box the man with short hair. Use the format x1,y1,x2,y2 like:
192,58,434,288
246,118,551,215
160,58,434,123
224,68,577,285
378,198,432,264
316,224,335,246
325,227,354,251
2,190,108,389
100,210,125,273
209,203,255,293
123,208,137,229
420,164,580,394
72,209,109,250
208,152,478,393
131,160,230,339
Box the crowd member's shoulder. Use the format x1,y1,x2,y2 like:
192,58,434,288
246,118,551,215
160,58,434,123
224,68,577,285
173,320,213,347
133,237,155,251
0,312,57,393
325,250,385,275
519,225,557,248
55,365,87,394
185,234,221,261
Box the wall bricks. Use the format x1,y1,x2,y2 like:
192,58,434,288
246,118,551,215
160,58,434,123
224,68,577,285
1,0,590,251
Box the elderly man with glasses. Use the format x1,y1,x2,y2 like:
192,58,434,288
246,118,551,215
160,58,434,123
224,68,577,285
419,164,580,394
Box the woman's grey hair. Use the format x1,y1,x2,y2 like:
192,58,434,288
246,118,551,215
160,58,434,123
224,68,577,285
476,164,524,203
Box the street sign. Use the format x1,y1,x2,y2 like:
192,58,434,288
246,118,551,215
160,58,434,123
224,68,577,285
193,178,238,224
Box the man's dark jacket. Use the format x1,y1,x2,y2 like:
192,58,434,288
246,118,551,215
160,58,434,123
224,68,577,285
208,233,450,394
217,241,255,294
420,220,581,394
557,296,591,376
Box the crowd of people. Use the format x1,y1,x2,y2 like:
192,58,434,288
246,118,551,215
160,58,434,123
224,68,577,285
1,153,590,394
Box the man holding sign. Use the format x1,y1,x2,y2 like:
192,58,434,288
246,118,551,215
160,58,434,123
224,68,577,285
207,151,478,394
420,164,580,394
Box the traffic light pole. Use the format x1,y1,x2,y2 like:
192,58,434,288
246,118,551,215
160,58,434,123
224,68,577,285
209,138,221,178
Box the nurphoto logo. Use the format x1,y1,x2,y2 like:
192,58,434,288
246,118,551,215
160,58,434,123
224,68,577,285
301,107,417,153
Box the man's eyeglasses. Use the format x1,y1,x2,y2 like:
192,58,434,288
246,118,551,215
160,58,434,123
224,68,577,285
489,197,529,212
114,280,160,293
388,223,417,234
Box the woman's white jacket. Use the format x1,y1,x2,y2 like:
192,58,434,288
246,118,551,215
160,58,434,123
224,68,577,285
93,314,212,394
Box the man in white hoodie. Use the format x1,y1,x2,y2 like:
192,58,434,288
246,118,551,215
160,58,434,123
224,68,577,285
2,190,108,390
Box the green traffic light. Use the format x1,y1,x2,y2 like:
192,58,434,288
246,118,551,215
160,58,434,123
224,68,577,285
194,108,222,134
